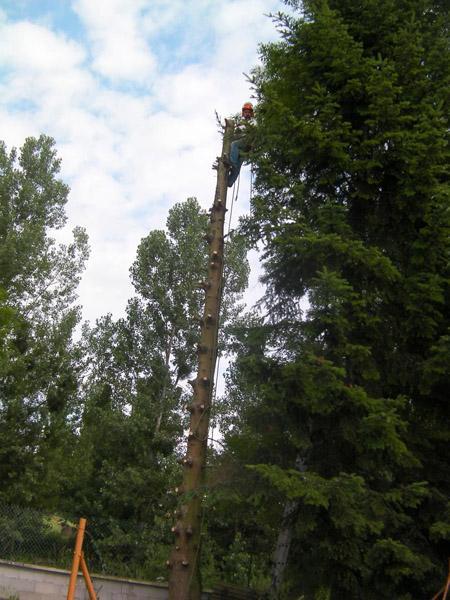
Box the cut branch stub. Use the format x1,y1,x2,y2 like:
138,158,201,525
197,280,211,291
168,118,235,600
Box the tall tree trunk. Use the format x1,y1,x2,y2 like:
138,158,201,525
270,456,306,598
168,119,235,600
155,329,175,435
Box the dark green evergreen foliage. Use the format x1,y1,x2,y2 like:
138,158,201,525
221,1,449,597
199,447,279,590
0,136,89,508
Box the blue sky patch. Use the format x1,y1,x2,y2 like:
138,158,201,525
2,0,85,42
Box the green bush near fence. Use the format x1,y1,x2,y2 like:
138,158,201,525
0,504,74,569
0,502,172,581
0,502,269,589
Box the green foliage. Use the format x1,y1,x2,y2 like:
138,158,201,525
62,198,249,570
217,0,450,597
0,156,250,583
0,136,89,508
199,454,275,590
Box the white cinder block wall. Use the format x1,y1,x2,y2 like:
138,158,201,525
0,560,169,599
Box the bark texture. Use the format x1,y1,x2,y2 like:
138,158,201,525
168,119,235,600
269,456,307,598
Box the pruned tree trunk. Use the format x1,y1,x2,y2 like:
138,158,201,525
167,119,235,600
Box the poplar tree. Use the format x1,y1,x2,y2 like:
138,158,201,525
223,0,449,597
0,136,89,507
70,198,249,577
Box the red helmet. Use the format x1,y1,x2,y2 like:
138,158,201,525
242,102,254,118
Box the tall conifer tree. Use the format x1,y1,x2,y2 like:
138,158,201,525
223,0,449,597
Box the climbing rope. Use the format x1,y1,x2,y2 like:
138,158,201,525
191,170,241,448
209,172,241,451
227,171,240,235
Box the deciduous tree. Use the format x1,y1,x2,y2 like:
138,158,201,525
0,136,89,507
70,198,249,577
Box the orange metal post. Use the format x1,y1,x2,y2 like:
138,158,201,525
67,518,86,600
80,552,97,600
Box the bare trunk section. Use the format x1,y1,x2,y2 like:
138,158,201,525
167,119,235,600
269,456,307,598
155,329,175,435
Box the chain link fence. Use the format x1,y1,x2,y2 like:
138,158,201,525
0,502,270,591
0,501,171,582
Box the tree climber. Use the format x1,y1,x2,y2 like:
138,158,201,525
226,102,254,187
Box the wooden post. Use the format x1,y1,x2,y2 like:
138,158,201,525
168,119,235,600
67,518,86,600
67,518,97,600
80,553,97,600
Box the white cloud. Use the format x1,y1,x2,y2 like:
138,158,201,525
0,0,282,323
0,20,85,72
212,0,279,72
72,0,156,82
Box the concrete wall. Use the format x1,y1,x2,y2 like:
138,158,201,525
0,559,169,599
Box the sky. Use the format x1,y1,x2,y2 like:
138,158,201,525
0,0,283,325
